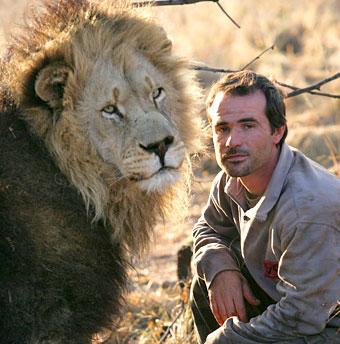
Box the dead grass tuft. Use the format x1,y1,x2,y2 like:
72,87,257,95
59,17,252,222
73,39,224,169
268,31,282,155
287,125,340,168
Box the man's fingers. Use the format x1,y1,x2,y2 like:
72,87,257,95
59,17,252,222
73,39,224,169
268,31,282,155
211,303,226,325
210,299,223,325
233,296,248,322
208,271,258,326
221,299,237,324
210,296,235,325
242,281,260,306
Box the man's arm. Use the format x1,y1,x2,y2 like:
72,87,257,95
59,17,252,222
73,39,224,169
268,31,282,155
193,172,241,287
205,222,340,343
193,172,258,324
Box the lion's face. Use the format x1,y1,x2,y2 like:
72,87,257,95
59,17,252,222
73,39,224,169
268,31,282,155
6,3,203,234
77,52,185,192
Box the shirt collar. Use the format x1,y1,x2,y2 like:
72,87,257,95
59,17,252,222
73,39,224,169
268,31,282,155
224,143,294,222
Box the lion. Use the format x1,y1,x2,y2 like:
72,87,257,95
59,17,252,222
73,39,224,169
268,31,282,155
0,0,203,342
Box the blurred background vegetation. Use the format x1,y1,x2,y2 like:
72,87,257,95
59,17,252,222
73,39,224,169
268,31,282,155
0,0,339,342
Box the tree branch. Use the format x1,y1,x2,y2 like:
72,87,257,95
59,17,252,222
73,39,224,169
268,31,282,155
189,63,340,98
276,81,340,99
240,45,275,70
133,0,241,28
214,1,241,28
134,0,215,5
133,1,339,99
190,62,236,73
284,73,340,98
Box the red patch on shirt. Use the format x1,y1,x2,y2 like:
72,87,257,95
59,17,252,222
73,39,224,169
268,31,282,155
263,260,278,279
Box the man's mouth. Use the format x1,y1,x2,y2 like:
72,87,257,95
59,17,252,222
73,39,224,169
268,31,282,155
224,154,248,163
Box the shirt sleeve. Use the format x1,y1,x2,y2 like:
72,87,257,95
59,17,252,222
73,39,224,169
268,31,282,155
204,222,340,343
193,172,241,289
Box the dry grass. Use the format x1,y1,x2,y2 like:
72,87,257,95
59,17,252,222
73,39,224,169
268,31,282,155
0,0,339,343
287,125,340,168
103,277,194,343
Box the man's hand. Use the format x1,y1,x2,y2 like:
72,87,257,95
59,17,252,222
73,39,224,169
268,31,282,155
208,270,260,325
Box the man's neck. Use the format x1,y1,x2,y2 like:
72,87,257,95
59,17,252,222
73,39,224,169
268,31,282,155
239,148,280,196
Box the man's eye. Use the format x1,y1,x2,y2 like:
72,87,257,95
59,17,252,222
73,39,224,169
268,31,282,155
101,105,123,119
243,124,255,130
152,87,165,101
216,126,229,134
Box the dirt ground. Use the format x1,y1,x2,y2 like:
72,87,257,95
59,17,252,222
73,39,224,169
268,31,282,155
133,176,213,288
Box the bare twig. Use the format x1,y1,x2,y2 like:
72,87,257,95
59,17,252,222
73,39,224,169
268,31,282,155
285,73,340,98
241,45,275,70
157,302,185,344
189,63,340,98
134,0,221,5
328,302,340,323
133,0,241,28
276,81,340,99
215,1,241,28
133,0,210,5
190,62,236,74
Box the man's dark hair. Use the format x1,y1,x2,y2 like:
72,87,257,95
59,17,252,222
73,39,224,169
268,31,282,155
206,70,288,146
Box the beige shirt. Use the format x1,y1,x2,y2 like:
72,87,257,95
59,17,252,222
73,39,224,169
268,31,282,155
193,144,340,343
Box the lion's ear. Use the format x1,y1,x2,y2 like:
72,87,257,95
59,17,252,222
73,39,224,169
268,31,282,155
35,62,72,109
137,26,172,55
155,26,172,54
159,38,172,54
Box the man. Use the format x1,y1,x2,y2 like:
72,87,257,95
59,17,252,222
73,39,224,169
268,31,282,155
190,71,340,343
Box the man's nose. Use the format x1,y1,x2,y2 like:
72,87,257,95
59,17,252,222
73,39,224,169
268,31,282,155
225,129,241,147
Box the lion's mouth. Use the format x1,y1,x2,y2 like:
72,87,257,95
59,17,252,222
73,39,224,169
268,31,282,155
132,166,180,192
148,166,177,179
129,166,178,182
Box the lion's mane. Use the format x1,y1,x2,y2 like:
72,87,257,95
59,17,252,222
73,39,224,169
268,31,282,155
0,0,203,342
2,0,203,254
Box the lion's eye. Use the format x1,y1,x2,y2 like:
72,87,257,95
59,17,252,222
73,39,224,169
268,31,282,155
101,105,123,119
152,87,165,101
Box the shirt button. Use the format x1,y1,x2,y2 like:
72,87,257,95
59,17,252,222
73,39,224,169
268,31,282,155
243,215,250,221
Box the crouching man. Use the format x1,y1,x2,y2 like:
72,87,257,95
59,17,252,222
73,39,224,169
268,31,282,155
190,71,340,343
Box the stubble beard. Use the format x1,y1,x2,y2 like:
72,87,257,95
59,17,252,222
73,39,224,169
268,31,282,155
219,147,254,177
221,158,253,177
220,145,277,178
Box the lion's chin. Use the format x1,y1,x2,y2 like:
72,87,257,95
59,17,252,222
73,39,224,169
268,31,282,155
136,168,180,193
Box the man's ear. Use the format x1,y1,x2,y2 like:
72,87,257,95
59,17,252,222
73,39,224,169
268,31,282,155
273,124,286,145
35,62,72,109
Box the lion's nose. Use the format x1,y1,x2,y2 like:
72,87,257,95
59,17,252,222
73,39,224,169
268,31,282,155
140,135,174,166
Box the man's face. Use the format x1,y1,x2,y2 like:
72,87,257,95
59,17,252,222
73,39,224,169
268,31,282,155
209,90,284,178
